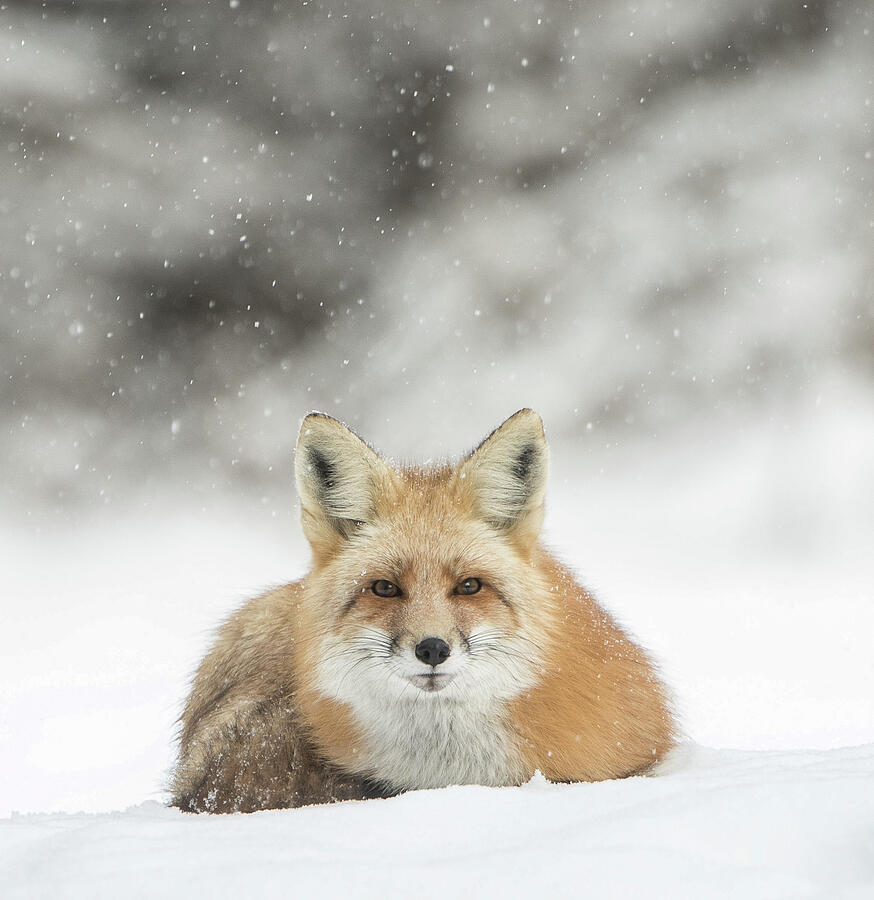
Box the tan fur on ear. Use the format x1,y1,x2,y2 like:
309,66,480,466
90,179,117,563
456,408,549,550
295,413,392,560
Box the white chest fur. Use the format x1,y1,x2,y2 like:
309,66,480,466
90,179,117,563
314,641,529,791
352,690,525,791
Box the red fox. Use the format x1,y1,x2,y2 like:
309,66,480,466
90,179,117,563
171,409,675,812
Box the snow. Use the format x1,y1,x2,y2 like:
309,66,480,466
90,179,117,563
2,746,872,899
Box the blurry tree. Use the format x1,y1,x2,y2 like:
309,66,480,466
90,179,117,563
1,0,871,508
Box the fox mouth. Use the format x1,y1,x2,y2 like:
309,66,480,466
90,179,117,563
407,672,456,693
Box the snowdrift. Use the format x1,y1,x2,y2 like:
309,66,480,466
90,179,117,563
2,744,872,899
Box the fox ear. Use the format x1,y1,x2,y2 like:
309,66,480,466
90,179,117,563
457,409,549,547
295,413,389,553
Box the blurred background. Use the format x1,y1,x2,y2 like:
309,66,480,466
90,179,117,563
3,0,872,509
1,0,873,815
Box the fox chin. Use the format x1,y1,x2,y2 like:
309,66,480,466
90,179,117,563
170,409,676,813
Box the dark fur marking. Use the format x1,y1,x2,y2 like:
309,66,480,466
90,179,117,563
309,447,336,490
308,448,364,537
513,444,537,483
181,682,234,745
494,589,512,608
339,597,357,617
334,518,361,539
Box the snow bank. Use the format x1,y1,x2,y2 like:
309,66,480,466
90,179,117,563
2,744,872,899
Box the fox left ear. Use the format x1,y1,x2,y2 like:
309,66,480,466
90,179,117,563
295,413,391,558
457,409,549,549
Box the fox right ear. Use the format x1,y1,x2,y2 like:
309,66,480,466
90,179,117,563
295,414,390,555
456,409,549,551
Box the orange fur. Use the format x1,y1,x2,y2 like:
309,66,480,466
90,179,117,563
170,410,676,812
510,554,674,781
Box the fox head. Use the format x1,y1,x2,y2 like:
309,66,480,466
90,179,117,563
293,409,552,711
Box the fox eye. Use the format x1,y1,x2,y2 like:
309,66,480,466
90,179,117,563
371,579,401,598
456,578,482,596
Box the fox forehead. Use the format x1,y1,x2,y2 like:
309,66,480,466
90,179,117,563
331,471,516,578
371,464,470,518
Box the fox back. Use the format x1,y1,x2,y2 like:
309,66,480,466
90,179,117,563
171,410,675,812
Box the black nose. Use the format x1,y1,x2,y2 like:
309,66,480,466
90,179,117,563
415,637,450,667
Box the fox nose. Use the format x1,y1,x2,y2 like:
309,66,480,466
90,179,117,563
415,637,450,667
